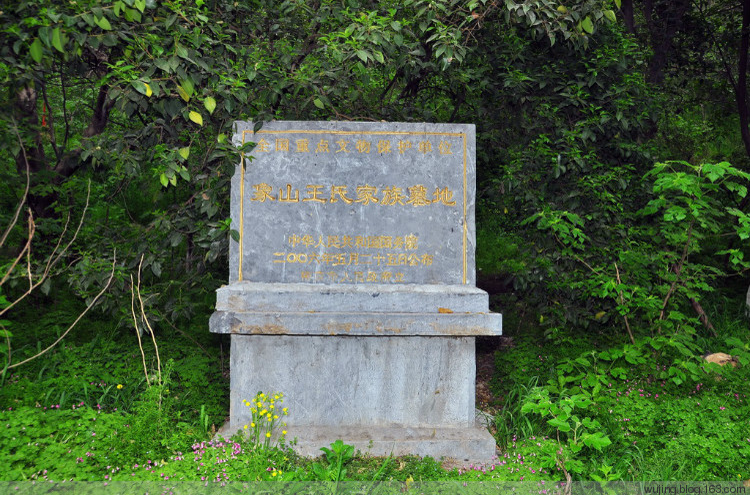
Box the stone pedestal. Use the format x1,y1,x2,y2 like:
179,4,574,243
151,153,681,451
210,283,501,461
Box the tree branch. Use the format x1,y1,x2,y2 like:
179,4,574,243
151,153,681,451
1,121,32,249
7,253,116,370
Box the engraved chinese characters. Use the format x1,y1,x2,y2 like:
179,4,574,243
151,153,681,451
230,121,476,286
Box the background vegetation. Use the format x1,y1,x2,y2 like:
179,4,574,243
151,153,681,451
1,0,749,483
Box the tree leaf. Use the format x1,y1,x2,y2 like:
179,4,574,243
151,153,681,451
582,432,612,451
160,173,168,187
604,10,616,22
180,78,194,97
189,111,203,126
204,96,216,114
95,16,112,30
134,0,146,13
51,27,65,53
548,417,571,432
356,50,368,62
132,80,152,97
176,85,191,102
581,16,594,34
614,0,622,8
178,146,190,160
29,38,43,63
313,98,324,109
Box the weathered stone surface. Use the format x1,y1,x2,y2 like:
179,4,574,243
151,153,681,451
211,120,501,462
210,281,502,336
230,121,476,286
228,335,476,427
218,424,498,463
210,310,501,336
215,282,490,313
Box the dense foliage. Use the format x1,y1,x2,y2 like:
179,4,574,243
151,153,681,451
1,0,750,484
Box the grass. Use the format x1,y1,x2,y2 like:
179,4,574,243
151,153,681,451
1,292,749,483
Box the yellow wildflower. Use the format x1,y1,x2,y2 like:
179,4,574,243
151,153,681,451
117,384,124,390
272,471,277,477
274,415,279,419
251,422,255,427
266,432,271,438
282,430,287,436
243,425,248,430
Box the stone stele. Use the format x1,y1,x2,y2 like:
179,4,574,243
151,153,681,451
210,120,502,462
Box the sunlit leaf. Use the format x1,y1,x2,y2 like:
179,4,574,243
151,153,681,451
94,16,112,30
133,81,152,97
177,85,191,102
189,111,203,126
581,16,594,34
204,96,216,114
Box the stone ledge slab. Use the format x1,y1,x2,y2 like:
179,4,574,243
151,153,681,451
215,282,491,313
210,310,502,336
217,423,498,464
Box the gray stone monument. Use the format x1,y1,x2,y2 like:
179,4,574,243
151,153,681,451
210,121,502,462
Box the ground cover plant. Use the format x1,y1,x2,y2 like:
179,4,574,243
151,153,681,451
492,295,750,482
1,290,748,484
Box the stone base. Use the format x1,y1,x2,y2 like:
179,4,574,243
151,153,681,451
210,282,502,463
228,335,478,427
217,422,498,463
